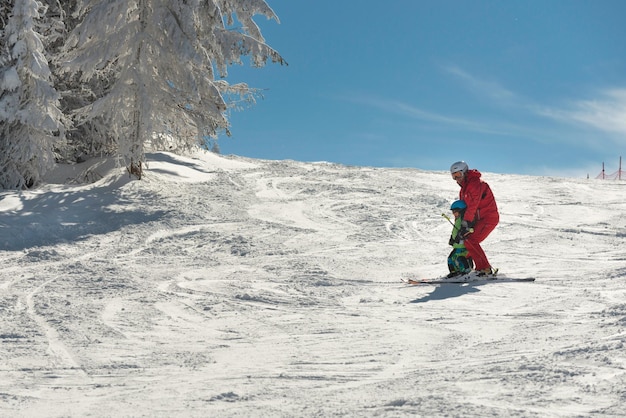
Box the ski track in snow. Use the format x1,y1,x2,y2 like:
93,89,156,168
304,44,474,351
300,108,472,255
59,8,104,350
1,151,625,417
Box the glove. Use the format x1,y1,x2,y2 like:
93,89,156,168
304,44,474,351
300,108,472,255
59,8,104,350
460,220,474,237
458,227,471,237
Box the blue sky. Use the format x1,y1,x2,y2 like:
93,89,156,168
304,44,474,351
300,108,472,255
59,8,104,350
220,0,626,177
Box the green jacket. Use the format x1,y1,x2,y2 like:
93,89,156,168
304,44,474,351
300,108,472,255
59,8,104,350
449,216,466,249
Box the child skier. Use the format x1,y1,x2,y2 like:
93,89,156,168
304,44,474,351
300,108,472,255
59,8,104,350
447,200,474,278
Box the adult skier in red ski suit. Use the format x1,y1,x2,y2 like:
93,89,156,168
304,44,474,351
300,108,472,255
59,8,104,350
450,161,499,276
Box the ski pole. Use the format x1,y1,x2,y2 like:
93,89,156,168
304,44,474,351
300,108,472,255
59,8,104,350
442,213,462,235
441,213,454,226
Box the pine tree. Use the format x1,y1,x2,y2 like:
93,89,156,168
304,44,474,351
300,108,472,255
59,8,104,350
0,0,67,189
57,0,285,177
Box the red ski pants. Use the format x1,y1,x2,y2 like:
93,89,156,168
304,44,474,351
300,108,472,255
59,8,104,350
464,218,498,271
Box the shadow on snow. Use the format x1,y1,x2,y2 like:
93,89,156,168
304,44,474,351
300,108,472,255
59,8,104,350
0,176,168,252
409,282,485,303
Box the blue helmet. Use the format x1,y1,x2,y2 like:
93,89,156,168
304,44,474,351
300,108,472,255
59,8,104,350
450,200,467,211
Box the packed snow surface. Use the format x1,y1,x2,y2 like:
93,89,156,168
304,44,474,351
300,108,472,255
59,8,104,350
1,151,625,417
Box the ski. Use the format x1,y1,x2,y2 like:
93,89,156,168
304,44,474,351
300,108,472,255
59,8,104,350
402,273,535,285
404,277,535,284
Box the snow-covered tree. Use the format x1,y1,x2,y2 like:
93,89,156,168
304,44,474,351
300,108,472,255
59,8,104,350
57,0,285,177
0,3,10,36
0,0,67,189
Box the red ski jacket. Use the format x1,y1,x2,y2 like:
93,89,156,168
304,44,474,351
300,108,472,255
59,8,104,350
458,169,499,224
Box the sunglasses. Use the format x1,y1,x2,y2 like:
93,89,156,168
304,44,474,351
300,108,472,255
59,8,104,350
452,172,463,180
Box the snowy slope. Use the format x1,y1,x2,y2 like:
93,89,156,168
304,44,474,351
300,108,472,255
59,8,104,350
1,151,625,417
